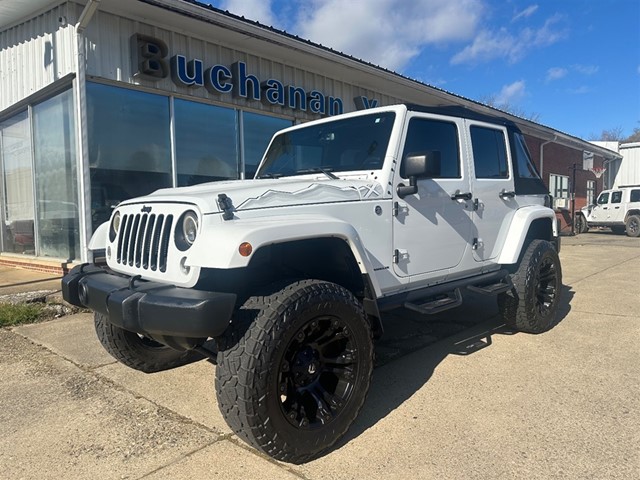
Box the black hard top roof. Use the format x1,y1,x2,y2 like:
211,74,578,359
405,104,519,129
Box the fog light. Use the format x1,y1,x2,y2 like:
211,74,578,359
78,281,89,306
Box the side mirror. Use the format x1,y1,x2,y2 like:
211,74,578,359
397,151,441,198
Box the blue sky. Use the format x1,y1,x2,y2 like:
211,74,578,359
209,0,640,140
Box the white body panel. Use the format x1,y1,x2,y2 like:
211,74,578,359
92,105,557,299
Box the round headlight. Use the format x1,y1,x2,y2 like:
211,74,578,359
179,211,199,249
175,210,200,251
109,211,121,241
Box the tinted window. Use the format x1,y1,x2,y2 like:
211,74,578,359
630,189,640,203
243,112,292,179
597,192,609,205
471,126,508,179
611,191,622,204
513,132,539,179
33,90,80,260
87,82,172,231
175,100,238,186
401,118,460,178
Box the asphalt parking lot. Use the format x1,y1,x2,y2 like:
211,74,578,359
1,231,639,479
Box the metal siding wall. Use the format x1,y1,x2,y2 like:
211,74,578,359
0,4,77,112
82,9,402,121
615,145,640,187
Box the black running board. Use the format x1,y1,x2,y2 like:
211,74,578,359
404,288,463,315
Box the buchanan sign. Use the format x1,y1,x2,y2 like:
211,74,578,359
131,34,378,116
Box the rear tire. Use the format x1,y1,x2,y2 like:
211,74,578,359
498,240,562,334
625,215,640,237
215,279,374,463
94,313,201,373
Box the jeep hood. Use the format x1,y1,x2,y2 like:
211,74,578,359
117,177,385,214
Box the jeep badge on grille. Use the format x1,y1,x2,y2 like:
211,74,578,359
141,205,152,213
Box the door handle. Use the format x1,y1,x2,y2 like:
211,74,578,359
614,206,620,209
499,190,516,199
603,207,608,210
451,191,472,201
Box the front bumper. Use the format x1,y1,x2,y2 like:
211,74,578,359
62,264,236,339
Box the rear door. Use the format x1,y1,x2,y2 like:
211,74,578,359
466,121,518,261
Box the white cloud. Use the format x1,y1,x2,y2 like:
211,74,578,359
494,80,526,106
573,64,599,75
293,0,484,71
567,86,591,95
451,14,566,65
512,5,538,22
546,67,568,82
218,0,277,26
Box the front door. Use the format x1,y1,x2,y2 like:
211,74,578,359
392,114,473,278
588,191,611,224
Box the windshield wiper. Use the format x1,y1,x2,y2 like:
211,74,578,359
294,167,338,180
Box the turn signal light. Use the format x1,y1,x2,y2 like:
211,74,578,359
239,242,253,257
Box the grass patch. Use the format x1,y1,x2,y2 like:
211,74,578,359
0,302,45,327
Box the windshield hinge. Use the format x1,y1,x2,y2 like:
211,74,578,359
217,193,235,221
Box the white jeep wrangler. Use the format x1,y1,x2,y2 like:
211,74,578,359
63,104,562,463
575,185,640,237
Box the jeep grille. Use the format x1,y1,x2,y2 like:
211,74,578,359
116,213,174,272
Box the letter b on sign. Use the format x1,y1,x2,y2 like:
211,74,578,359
130,34,169,81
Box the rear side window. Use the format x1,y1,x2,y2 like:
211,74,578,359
630,189,640,202
611,191,622,204
470,126,508,179
401,118,461,178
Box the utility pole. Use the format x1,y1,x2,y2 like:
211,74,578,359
569,163,578,236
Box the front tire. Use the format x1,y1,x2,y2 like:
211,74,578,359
215,280,374,464
625,215,640,237
94,313,201,373
498,240,562,334
575,214,589,234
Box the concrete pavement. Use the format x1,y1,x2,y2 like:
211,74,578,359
1,231,639,479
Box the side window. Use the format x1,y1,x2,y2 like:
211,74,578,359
630,189,640,203
400,118,460,178
470,126,508,179
611,191,622,204
513,132,540,179
597,192,610,205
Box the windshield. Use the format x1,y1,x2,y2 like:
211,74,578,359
256,112,396,178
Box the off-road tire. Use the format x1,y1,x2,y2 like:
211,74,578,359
498,240,562,334
611,225,626,235
625,215,640,237
94,313,201,373
215,279,374,464
575,214,589,234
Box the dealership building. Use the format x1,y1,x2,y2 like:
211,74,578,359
0,0,621,272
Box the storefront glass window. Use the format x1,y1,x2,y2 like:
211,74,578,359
0,112,35,255
175,100,238,186
33,89,80,260
242,112,292,179
87,82,171,231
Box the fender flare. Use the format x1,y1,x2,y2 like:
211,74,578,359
186,214,383,297
496,206,558,265
88,221,109,250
